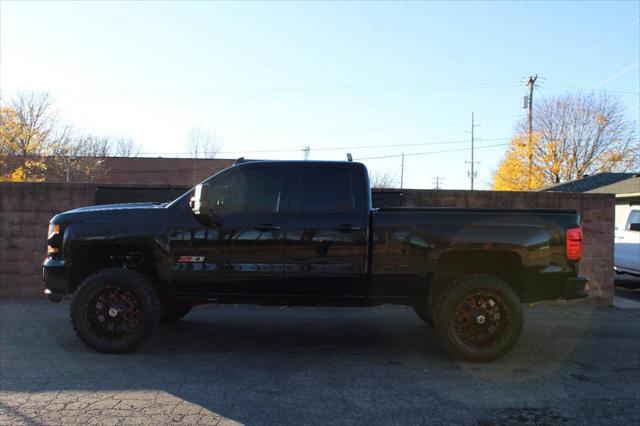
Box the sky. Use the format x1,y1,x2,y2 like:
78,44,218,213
1,0,639,190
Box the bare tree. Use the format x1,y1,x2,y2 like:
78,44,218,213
0,92,57,180
370,170,397,189
521,92,638,184
8,92,56,157
186,126,221,158
111,137,141,157
47,133,110,182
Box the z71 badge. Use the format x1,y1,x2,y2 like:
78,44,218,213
178,256,205,263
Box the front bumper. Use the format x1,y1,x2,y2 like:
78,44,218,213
42,258,71,303
564,276,588,300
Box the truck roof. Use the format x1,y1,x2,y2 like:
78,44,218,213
233,158,366,168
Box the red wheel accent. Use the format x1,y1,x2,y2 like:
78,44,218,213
452,291,510,350
87,284,142,341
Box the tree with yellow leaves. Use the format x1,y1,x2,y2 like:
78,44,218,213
0,93,52,181
1,92,141,182
493,92,639,191
492,134,545,191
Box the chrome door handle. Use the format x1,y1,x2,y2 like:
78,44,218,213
255,224,281,231
334,224,361,232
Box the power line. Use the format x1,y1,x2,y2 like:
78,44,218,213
553,17,640,72
4,79,525,104
127,141,512,163
621,104,640,113
354,142,509,161
589,60,640,91
137,137,513,156
23,78,523,99
224,114,523,139
542,80,640,96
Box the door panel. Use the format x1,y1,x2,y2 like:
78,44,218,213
169,166,288,295
283,166,368,296
615,210,640,272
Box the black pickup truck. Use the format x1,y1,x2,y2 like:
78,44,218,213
43,160,587,362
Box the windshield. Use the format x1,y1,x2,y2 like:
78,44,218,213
166,165,234,208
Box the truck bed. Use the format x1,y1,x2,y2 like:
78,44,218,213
369,207,581,303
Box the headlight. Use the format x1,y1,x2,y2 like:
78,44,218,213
47,224,62,255
48,223,60,238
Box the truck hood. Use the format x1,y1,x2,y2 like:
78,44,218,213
67,202,165,213
51,202,171,224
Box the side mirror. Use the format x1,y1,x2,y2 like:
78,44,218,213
190,183,223,227
629,223,640,232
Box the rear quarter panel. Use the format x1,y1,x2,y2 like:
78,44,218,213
370,208,580,301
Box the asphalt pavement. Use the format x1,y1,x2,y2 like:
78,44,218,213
1,298,639,425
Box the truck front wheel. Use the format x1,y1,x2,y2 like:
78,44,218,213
434,274,523,362
70,268,161,353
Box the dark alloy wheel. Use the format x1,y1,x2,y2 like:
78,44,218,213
71,268,160,353
87,285,142,340
451,291,509,349
434,274,523,362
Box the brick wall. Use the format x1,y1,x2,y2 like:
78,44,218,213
0,183,95,298
0,183,615,304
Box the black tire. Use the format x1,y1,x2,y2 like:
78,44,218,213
434,274,523,363
70,267,161,353
161,305,193,323
413,302,434,326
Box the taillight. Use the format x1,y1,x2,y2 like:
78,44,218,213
566,227,583,261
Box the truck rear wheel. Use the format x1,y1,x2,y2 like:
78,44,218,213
434,274,523,363
70,268,161,353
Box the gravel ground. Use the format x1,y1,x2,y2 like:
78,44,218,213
1,298,639,425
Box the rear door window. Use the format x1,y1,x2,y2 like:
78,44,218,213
627,210,640,231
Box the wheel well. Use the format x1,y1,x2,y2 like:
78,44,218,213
69,244,159,292
429,250,524,306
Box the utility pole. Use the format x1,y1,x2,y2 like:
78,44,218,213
432,177,443,190
192,146,198,186
302,145,310,160
526,75,538,190
465,112,480,190
470,111,475,190
400,152,405,190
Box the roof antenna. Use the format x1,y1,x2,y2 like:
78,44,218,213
346,153,353,162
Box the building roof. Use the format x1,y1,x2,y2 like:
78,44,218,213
587,176,640,195
540,172,639,193
98,157,235,186
0,155,236,185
